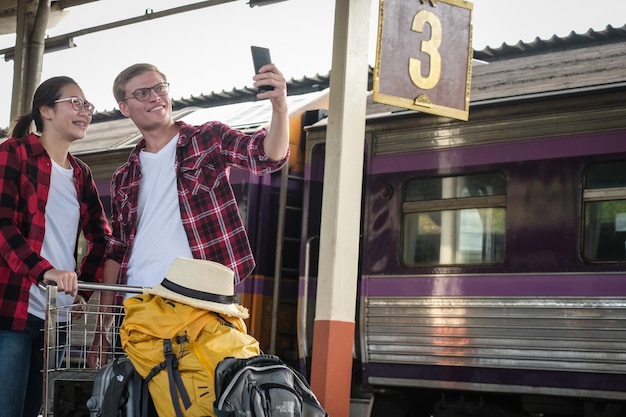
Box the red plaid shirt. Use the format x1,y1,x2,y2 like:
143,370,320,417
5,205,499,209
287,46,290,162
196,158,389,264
105,120,288,285
0,134,111,331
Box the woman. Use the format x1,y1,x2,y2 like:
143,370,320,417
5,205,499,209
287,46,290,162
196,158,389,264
0,76,111,417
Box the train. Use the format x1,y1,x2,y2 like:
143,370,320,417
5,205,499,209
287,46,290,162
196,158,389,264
292,26,626,417
11,25,625,417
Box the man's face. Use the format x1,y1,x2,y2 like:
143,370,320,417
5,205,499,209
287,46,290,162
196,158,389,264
118,71,171,130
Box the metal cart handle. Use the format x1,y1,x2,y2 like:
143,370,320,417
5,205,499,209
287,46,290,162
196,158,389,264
38,281,144,294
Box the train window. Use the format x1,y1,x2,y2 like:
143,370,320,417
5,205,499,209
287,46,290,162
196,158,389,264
583,161,626,262
402,173,506,266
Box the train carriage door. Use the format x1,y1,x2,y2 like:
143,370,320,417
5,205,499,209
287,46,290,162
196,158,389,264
297,134,368,379
297,142,325,378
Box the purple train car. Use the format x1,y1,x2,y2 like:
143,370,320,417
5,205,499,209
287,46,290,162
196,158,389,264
299,29,626,416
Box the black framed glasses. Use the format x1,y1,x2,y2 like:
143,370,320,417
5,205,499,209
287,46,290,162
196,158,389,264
54,96,95,115
124,82,170,101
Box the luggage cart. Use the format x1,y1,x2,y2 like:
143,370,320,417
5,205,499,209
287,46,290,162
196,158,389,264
41,282,142,417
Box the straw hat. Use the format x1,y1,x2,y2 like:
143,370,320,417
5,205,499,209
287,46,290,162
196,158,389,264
144,258,249,318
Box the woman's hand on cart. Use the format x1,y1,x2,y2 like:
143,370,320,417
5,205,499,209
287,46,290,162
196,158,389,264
43,269,79,297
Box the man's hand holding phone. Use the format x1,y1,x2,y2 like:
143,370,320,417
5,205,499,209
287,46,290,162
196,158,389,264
251,45,275,93
249,45,289,161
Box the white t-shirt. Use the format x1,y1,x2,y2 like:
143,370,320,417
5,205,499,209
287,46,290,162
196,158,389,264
29,160,79,321
126,134,193,294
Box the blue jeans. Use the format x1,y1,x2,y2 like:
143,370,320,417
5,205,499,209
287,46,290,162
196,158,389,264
0,314,67,417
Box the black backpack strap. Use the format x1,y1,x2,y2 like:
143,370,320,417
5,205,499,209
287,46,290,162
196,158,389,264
101,357,135,417
141,374,151,417
127,367,143,417
144,339,192,417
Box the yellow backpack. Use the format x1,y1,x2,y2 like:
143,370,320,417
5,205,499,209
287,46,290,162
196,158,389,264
120,294,260,417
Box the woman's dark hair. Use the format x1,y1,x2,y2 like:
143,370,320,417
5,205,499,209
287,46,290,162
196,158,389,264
10,76,78,138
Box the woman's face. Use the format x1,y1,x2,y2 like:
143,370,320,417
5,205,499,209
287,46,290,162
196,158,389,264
42,83,93,142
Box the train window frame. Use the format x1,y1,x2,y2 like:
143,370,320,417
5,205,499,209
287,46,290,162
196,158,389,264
401,172,506,267
582,161,626,263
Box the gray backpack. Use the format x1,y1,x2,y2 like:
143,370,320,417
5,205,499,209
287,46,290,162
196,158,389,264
213,354,328,417
86,356,140,417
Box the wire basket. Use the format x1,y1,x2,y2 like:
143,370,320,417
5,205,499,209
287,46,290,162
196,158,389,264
41,282,142,417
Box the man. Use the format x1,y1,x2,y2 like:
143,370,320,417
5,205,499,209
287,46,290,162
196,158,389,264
88,62,289,368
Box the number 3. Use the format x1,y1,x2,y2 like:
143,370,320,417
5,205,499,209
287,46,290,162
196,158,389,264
409,10,442,90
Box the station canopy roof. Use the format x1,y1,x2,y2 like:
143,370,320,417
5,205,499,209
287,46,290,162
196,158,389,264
0,0,98,35
0,0,283,36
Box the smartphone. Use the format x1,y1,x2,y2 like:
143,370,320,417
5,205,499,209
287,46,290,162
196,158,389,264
251,46,274,92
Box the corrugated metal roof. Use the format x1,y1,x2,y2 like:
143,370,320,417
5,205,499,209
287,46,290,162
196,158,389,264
473,23,626,62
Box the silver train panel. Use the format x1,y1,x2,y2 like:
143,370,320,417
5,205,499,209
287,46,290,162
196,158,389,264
363,295,626,399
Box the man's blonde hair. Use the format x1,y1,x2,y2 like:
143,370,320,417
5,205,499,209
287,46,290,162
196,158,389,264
112,63,167,103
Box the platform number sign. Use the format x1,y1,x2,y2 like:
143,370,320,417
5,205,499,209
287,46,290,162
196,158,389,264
373,0,473,121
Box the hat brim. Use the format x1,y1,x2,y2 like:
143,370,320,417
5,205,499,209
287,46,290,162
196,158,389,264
144,284,249,319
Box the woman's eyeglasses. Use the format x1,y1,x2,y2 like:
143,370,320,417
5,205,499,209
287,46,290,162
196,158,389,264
54,96,95,115
124,82,170,102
